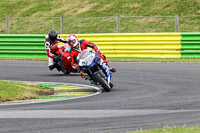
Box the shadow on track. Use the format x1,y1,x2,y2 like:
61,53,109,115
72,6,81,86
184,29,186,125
40,73,80,77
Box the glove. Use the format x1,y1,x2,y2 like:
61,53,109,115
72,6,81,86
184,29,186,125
53,55,59,62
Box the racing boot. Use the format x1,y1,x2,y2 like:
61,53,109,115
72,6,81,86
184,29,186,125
82,73,89,81
80,71,86,79
103,63,116,73
109,67,116,73
49,64,61,71
49,65,55,71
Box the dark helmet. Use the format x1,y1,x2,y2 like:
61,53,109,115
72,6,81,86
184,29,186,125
48,29,58,43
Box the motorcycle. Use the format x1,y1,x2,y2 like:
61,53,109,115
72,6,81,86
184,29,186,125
77,49,113,92
53,45,78,74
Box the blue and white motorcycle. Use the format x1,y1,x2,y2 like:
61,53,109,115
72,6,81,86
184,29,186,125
77,49,113,92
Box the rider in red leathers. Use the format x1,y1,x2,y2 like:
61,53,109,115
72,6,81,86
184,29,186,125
67,34,116,76
44,29,69,71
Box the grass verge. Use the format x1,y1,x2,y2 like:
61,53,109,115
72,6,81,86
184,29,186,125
131,126,200,133
107,57,200,63
1,57,200,63
0,80,53,102
0,57,48,61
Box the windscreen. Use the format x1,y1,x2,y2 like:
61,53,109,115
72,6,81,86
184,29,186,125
79,49,90,59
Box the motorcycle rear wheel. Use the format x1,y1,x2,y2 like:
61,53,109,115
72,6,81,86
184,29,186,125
61,69,71,75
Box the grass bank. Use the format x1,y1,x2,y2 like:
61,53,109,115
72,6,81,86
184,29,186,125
0,80,52,102
0,0,200,33
131,126,200,133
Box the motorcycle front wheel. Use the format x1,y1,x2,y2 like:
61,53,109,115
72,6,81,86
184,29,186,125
94,72,111,92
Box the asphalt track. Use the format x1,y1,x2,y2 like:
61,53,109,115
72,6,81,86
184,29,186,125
1,60,200,133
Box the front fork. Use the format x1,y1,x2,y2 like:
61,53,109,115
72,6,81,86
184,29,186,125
82,59,111,85
99,59,111,85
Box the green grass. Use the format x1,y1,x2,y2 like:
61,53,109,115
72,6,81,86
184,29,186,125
1,0,200,17
0,57,48,61
131,126,200,133
0,0,200,33
0,80,52,102
1,57,200,63
106,57,200,63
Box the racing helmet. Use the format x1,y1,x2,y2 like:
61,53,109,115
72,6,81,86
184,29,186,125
48,29,58,43
67,34,79,48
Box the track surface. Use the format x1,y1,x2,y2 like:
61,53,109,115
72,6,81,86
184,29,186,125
0,60,200,133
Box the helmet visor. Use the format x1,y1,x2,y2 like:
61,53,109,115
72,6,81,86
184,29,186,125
68,40,74,46
69,39,77,46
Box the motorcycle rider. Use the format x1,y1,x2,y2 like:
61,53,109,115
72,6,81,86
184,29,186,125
67,34,116,78
44,29,69,71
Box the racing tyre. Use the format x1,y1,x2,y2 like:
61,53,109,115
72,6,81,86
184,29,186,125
61,69,71,75
94,72,111,92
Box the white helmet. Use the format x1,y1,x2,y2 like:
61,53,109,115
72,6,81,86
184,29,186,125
67,34,79,48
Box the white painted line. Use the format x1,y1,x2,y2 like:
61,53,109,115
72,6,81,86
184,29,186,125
0,109,196,118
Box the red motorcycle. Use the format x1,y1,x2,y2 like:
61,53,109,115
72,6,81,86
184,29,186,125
54,45,78,74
